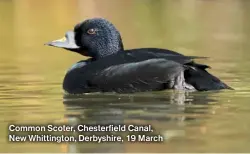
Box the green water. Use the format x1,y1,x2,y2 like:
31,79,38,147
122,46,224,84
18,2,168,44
0,0,250,152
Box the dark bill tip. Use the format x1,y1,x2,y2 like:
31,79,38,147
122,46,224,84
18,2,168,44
44,42,53,46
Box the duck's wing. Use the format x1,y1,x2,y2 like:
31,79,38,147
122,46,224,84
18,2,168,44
87,58,191,93
126,48,210,69
126,48,208,59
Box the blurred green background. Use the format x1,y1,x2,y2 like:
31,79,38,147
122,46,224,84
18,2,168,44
0,0,250,153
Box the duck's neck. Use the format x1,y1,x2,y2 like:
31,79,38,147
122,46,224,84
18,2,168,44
91,38,124,60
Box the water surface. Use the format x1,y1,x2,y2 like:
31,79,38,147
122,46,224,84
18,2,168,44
0,0,250,153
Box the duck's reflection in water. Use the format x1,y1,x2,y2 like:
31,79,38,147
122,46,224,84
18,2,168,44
62,91,216,153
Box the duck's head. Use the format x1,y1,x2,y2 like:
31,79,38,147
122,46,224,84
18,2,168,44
46,18,124,59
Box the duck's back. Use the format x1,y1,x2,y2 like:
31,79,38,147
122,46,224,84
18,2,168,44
126,48,231,91
63,49,191,94
63,48,232,94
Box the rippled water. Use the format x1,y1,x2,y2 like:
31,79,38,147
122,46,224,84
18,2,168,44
0,0,250,153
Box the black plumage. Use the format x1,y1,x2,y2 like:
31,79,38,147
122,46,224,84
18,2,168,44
46,18,232,94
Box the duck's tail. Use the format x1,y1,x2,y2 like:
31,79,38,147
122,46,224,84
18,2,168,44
184,66,233,91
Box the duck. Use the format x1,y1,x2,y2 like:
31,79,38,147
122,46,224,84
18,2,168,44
45,18,233,94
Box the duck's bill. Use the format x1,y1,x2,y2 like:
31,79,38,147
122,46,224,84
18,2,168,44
45,31,80,50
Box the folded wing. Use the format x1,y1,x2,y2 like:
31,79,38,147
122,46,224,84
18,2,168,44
88,59,190,93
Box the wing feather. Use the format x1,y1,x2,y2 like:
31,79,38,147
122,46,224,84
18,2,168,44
88,59,185,93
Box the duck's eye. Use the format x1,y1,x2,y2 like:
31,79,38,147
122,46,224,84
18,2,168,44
87,29,96,35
